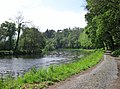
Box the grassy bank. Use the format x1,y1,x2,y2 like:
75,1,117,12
0,50,104,89
0,50,43,57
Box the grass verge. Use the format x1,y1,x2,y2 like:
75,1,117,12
0,49,104,89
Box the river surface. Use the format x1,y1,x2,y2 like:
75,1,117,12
0,50,85,77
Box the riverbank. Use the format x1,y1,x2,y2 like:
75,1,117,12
47,53,118,89
0,49,103,89
0,51,13,56
46,54,104,89
0,50,43,57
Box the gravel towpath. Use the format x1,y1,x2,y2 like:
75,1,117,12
47,54,120,89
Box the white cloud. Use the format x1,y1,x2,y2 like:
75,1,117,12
23,7,87,31
0,0,87,32
0,0,42,21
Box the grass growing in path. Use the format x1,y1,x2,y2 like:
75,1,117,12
0,50,104,89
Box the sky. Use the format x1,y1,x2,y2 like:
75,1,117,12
0,0,87,32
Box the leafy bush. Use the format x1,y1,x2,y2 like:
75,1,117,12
112,50,120,57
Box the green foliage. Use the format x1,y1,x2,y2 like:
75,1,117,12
0,50,103,89
44,29,55,38
0,21,46,55
19,27,46,54
112,50,120,57
0,21,16,51
79,29,94,48
44,27,83,51
44,39,56,52
85,0,120,51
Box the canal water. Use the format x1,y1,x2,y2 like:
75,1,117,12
0,50,84,77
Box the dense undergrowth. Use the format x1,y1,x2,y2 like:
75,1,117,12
0,49,104,89
112,50,120,57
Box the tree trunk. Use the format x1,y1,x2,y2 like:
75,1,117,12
9,36,12,51
110,35,114,51
103,41,107,50
14,24,21,51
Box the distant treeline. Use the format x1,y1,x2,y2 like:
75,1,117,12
0,21,45,55
43,27,83,51
0,20,84,55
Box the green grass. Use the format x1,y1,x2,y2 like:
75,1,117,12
0,49,104,89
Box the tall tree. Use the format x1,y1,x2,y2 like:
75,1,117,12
10,13,31,51
85,0,120,50
20,27,46,53
14,14,24,51
0,21,16,50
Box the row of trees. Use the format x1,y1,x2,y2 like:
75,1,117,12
44,27,83,51
0,20,46,55
1,0,119,55
81,0,120,50
5,1,119,54
0,17,83,55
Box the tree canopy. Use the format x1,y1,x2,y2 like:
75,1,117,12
44,27,83,51
0,21,16,50
0,21,46,55
84,0,120,50
20,27,46,53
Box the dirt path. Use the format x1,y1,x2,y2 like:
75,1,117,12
108,59,120,89
45,54,120,89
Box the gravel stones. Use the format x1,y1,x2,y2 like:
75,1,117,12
57,54,118,89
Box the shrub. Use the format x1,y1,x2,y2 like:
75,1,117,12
112,50,120,57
